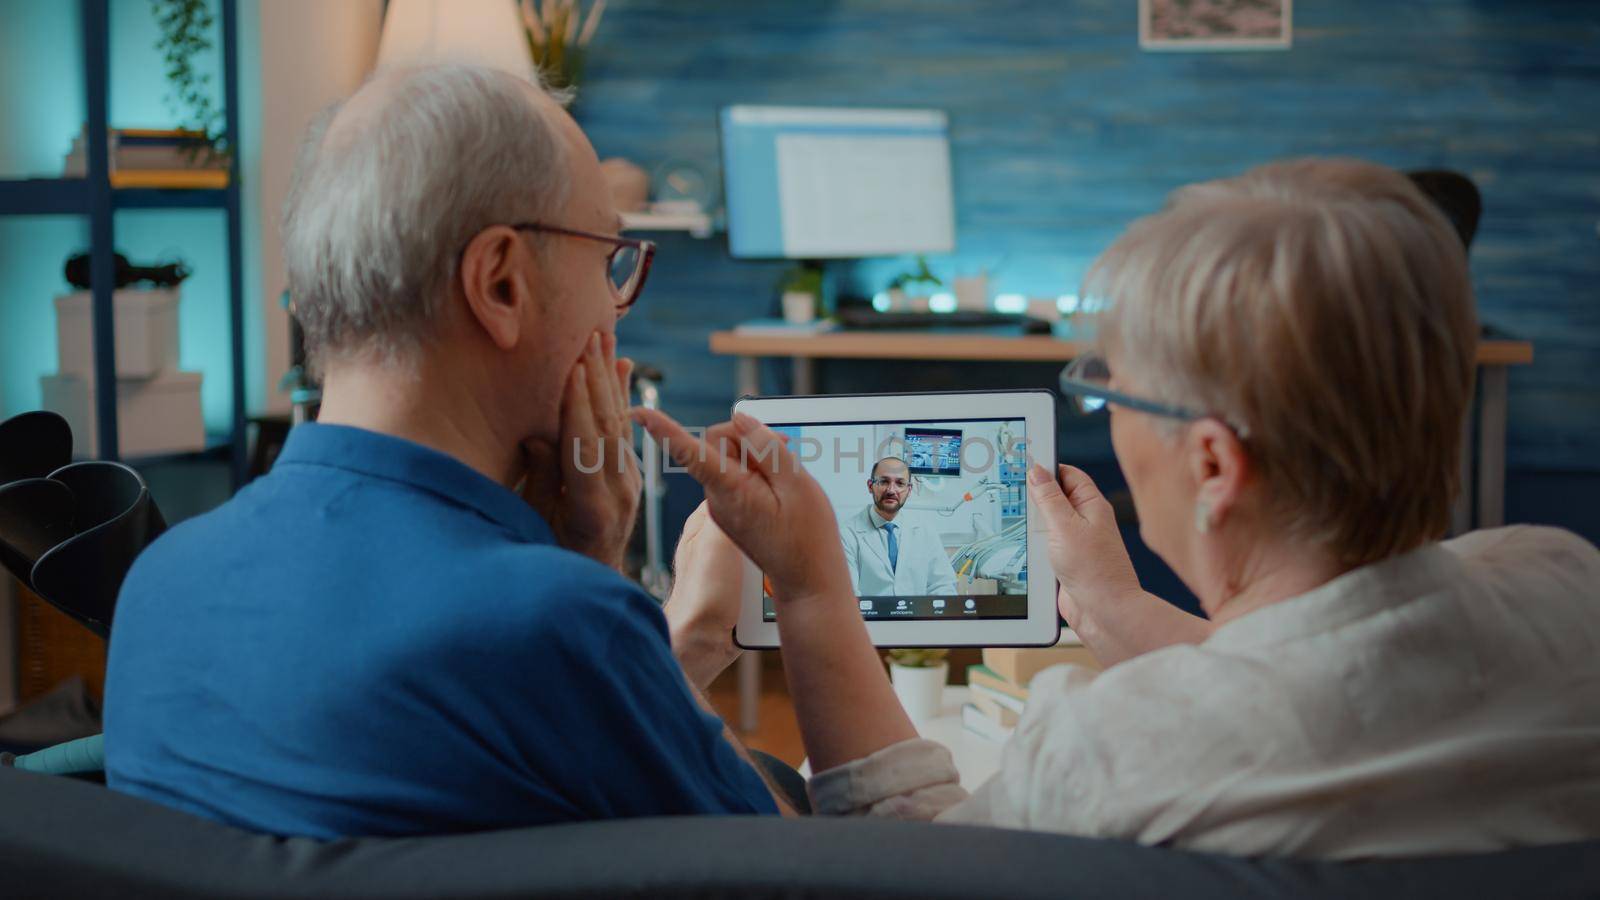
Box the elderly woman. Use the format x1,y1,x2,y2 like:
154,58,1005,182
637,158,1600,858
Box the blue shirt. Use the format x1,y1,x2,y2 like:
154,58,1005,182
105,423,776,837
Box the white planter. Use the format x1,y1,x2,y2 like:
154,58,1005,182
40,370,205,458
55,289,180,379
953,273,988,311
890,662,948,721
781,290,817,324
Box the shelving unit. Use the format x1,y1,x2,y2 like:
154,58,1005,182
621,208,716,238
0,0,247,486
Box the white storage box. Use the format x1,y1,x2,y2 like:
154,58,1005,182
39,370,205,458
54,289,180,379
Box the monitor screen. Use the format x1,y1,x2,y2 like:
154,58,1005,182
720,105,956,259
763,418,1029,622
904,427,963,476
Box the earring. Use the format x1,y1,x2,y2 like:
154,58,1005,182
1194,500,1212,535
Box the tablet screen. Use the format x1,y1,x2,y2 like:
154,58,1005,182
764,417,1030,621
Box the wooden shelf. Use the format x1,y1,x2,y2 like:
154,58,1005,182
1,1,249,487
710,328,1534,366
123,433,234,468
621,209,715,238
115,187,229,210
711,329,1094,361
0,179,89,216
0,178,230,216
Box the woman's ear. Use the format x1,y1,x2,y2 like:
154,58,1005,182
1185,418,1251,531
458,226,538,351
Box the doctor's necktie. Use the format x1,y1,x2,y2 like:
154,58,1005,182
884,522,899,574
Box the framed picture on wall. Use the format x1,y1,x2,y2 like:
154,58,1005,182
1139,0,1292,51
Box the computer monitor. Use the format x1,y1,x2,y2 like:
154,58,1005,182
720,105,956,260
903,427,963,476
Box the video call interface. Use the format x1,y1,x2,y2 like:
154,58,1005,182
763,418,1030,622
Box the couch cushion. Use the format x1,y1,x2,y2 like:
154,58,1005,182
1,766,1596,899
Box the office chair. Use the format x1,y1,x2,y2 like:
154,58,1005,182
0,411,167,639
0,409,73,483
1407,169,1481,250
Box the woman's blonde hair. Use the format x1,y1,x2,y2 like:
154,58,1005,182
1089,158,1478,567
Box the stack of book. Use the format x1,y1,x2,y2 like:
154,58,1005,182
62,127,228,189
962,631,1101,742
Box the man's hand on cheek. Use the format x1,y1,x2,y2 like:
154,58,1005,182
520,331,642,572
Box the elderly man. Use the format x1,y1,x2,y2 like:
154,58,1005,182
103,64,787,837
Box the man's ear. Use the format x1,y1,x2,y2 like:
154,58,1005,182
1185,418,1250,530
458,226,537,351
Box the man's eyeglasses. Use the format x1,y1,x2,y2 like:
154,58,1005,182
512,223,655,313
870,476,911,489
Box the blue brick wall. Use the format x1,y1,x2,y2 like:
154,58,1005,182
583,0,1600,477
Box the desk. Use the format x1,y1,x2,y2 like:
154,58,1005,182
798,686,1003,790
711,328,1534,731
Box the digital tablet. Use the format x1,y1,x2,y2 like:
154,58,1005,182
732,390,1059,649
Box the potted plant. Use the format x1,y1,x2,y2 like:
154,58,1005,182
519,0,608,93
885,648,949,721
885,255,943,311
152,0,228,163
778,265,824,324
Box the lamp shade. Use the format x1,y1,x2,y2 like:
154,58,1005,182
376,0,535,80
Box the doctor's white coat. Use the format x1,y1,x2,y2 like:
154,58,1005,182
840,506,959,597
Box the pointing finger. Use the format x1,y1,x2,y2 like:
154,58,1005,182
632,408,739,491
732,412,794,480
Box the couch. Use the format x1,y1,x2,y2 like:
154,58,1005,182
3,765,1597,899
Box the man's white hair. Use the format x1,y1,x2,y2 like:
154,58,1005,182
281,64,570,371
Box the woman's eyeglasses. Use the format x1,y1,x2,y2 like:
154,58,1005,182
1058,353,1201,421
1059,354,1250,438
512,223,656,313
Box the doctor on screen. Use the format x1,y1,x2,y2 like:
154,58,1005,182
841,457,959,597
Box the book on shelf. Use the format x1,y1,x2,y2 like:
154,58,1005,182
62,127,228,180
969,689,1021,728
967,663,1030,704
981,640,1100,688
107,169,229,190
969,680,1026,717
961,702,1014,743
965,630,1102,731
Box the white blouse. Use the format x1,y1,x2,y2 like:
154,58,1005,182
808,526,1600,859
